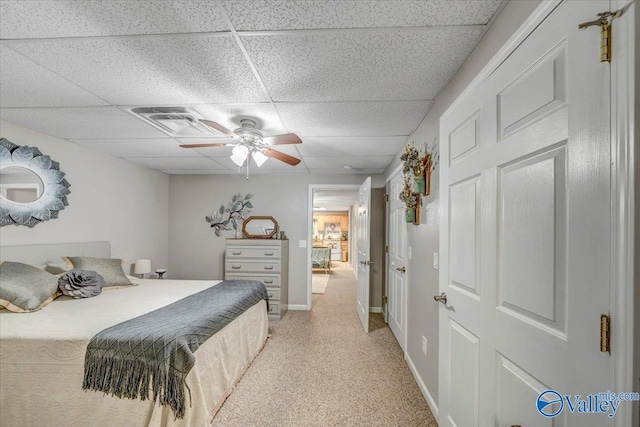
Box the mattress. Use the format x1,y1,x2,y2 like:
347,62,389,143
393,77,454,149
0,278,269,427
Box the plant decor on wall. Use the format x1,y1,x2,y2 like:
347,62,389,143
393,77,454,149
401,139,439,196
399,175,420,224
206,193,252,237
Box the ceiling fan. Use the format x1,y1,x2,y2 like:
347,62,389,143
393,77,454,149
180,118,302,167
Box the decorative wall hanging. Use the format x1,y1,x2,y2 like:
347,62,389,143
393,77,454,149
206,193,252,237
401,139,439,196
0,138,71,228
399,175,420,225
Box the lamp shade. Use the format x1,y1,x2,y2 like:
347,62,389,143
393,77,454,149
230,145,249,167
134,259,151,274
252,150,268,167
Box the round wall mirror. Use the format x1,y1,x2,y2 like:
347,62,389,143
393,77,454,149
242,216,278,239
0,166,45,203
0,138,71,228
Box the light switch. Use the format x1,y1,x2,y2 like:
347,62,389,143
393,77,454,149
408,246,412,260
299,240,307,248
433,252,439,269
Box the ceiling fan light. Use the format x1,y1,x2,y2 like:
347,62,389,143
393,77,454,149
230,145,249,167
252,150,268,167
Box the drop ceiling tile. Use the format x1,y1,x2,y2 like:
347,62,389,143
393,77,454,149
0,107,165,139
276,101,430,137
223,0,502,30
69,138,200,158
0,1,228,39
125,157,225,170
180,103,287,137
304,156,394,171
296,136,406,157
241,28,483,102
0,45,108,108
7,35,267,105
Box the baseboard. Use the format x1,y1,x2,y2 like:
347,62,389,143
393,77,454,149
369,307,382,313
287,304,309,311
405,353,439,418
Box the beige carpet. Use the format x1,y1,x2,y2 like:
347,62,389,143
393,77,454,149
312,274,330,294
213,265,437,426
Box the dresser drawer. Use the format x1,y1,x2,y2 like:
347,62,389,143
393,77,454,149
226,247,281,259
226,260,280,273
265,287,280,301
225,274,280,288
267,303,279,315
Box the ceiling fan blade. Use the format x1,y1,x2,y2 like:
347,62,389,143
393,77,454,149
180,143,228,148
199,119,239,139
263,148,301,166
262,133,302,145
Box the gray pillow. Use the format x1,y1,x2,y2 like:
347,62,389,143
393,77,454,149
58,269,105,298
0,261,60,312
62,256,133,289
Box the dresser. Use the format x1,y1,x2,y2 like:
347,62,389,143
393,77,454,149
224,239,289,320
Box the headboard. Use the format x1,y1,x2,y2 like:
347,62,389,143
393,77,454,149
0,242,111,267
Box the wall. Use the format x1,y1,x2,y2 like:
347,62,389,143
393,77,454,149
0,120,170,271
634,1,639,423
168,173,385,307
383,0,543,411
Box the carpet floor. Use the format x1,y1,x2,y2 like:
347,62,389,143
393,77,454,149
213,265,437,426
312,274,330,294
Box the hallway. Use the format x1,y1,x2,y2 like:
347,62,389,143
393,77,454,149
214,266,436,426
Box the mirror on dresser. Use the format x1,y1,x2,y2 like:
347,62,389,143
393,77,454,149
242,216,278,239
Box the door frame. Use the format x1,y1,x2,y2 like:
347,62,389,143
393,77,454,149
438,0,635,424
306,183,361,310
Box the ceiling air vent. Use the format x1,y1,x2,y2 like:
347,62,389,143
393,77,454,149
130,107,219,137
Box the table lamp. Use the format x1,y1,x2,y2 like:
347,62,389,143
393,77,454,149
134,259,151,279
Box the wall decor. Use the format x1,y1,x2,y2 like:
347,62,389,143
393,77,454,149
206,193,252,237
242,216,278,239
0,138,71,228
399,175,420,225
401,139,439,196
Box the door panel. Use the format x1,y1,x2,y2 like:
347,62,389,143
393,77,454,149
356,177,371,333
439,2,611,426
386,171,406,349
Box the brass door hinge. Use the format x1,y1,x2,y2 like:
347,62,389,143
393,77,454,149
385,194,389,202
579,10,623,63
385,245,389,253
600,314,610,353
383,296,388,304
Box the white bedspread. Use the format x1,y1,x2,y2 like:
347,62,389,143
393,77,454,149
0,278,268,427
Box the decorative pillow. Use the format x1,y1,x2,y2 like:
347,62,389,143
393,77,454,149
62,256,134,288
43,262,70,275
0,261,60,312
58,269,105,299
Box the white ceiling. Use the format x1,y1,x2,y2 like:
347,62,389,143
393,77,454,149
313,189,360,212
0,0,504,175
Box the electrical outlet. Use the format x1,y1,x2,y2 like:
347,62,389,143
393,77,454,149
433,252,439,270
422,336,428,355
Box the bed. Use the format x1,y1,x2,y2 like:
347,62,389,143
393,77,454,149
311,246,331,273
0,242,269,427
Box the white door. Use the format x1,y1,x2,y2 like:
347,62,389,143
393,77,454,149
439,1,612,426
386,170,407,350
356,177,371,333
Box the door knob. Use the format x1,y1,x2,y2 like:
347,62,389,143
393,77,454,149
433,292,447,305
396,266,406,273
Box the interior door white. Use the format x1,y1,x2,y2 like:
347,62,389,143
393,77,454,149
439,1,612,426
356,177,372,333
386,170,407,350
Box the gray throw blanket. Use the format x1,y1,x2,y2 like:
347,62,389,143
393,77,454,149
82,280,268,419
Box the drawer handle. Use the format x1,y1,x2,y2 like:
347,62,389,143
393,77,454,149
264,266,274,270
264,251,275,256
231,265,241,270
232,251,242,255
264,280,274,284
